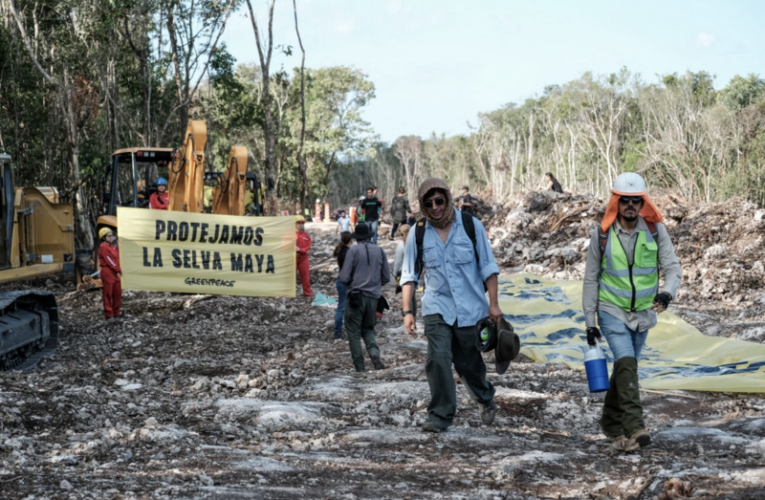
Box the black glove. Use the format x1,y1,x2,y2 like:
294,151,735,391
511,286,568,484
653,292,672,309
586,327,601,346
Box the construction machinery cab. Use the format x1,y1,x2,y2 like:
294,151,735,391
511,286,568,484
102,148,174,217
245,173,264,216
203,172,223,213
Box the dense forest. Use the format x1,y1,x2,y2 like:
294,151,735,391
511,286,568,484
1,0,764,227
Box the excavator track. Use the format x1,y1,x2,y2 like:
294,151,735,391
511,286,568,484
0,291,59,371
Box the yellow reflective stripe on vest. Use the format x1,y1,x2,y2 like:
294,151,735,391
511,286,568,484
599,226,659,312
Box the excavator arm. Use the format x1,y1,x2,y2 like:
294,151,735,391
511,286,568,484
168,120,207,213
212,146,248,216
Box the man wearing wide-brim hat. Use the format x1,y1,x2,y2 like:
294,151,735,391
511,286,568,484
339,222,391,372
400,178,507,433
583,172,681,452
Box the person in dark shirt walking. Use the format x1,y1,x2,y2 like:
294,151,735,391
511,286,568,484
358,188,382,244
339,222,390,371
459,185,475,215
333,232,353,340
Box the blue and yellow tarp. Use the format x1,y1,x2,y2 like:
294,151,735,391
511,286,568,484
499,274,765,393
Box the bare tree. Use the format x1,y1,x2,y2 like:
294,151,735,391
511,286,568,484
292,0,308,212
246,0,277,214
8,0,94,248
162,0,236,142
394,136,424,209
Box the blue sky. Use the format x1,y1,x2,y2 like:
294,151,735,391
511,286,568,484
222,0,765,143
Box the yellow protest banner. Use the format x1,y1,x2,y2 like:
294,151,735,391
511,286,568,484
117,207,296,297
499,274,765,393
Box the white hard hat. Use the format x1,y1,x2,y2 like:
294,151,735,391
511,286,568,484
612,172,647,195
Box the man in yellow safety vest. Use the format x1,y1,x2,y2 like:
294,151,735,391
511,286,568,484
583,172,682,452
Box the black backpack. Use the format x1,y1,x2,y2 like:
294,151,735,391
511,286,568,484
414,211,486,290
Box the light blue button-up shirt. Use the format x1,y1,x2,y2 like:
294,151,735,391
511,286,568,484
400,207,500,328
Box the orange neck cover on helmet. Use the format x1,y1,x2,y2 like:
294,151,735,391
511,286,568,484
601,189,663,233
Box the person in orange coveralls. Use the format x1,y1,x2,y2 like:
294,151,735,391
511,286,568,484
98,227,123,319
150,177,169,210
295,215,312,297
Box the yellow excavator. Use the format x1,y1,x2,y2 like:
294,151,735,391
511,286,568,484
0,153,72,368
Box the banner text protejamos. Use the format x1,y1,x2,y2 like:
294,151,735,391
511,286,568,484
117,208,296,297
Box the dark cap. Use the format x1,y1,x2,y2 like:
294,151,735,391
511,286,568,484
350,222,373,240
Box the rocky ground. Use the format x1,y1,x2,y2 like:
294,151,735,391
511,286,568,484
1,200,765,500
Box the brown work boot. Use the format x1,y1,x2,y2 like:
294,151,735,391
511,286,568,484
628,429,651,449
608,435,632,453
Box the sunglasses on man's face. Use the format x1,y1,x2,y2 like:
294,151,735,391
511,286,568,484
619,196,643,205
423,197,446,209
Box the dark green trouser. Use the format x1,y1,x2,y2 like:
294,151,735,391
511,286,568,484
344,295,380,371
600,357,645,437
424,314,496,428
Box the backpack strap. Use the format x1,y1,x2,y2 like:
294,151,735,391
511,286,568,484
414,218,427,277
461,211,488,292
646,220,658,240
599,226,609,255
460,210,480,266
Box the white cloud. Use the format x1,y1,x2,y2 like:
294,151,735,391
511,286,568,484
695,32,715,48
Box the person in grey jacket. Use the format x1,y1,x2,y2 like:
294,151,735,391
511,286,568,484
583,172,681,452
389,187,411,240
339,222,391,371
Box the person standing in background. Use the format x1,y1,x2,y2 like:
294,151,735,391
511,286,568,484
393,224,416,317
356,196,366,223
333,232,353,340
98,227,123,320
390,187,411,240
295,215,312,297
459,186,474,215
149,178,169,210
359,188,382,244
543,173,564,194
339,223,390,371
336,209,351,237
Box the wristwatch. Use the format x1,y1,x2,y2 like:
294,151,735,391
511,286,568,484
401,311,413,318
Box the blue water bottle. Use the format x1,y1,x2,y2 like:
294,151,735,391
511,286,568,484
584,345,609,393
